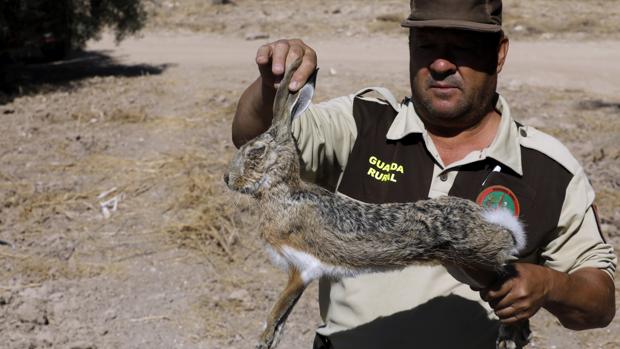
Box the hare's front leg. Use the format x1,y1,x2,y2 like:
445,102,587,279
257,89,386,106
257,267,307,349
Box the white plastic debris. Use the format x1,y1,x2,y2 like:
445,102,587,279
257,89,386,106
98,188,123,219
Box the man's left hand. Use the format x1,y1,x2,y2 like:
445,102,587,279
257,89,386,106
478,263,554,325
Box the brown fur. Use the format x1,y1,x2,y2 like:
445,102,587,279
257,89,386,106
224,58,526,349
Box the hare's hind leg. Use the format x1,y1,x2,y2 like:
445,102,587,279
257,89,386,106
257,267,307,349
496,322,532,349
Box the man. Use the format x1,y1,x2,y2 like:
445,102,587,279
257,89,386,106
232,0,617,348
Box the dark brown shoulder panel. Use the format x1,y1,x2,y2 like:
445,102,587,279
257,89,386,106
337,98,435,204
449,147,573,258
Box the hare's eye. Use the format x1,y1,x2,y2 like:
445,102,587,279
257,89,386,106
247,145,266,158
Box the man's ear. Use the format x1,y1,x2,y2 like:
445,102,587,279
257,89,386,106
497,35,509,74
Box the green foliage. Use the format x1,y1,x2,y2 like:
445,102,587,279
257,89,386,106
73,0,147,45
0,0,146,50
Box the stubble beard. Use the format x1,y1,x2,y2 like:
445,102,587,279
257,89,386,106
411,75,497,132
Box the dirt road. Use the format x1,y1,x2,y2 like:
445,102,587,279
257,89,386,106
90,33,620,97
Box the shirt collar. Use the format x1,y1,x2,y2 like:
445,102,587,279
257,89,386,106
386,95,523,175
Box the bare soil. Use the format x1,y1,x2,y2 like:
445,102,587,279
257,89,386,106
1,1,619,348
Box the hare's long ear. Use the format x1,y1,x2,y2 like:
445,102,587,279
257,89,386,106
290,69,317,122
272,59,317,142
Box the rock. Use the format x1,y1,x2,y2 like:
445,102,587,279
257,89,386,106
0,290,13,305
103,309,118,322
227,289,249,302
227,288,254,310
16,301,48,325
245,32,270,41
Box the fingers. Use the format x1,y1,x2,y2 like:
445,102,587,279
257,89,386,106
257,44,275,86
270,40,290,75
494,299,539,325
290,45,317,91
255,39,317,91
479,278,541,325
480,278,512,304
495,305,530,325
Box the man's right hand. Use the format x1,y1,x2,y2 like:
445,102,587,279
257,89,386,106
255,39,318,92
232,39,317,148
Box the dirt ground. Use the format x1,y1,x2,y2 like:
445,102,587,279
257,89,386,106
1,1,619,348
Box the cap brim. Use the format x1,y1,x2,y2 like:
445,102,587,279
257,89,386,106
401,19,502,33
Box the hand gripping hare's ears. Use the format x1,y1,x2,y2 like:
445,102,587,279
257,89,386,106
225,57,528,349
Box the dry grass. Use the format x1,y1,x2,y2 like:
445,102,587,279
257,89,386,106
0,252,108,285
163,151,253,262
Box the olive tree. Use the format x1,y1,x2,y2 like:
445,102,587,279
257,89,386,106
0,0,146,60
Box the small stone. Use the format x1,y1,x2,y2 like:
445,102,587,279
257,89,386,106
16,301,48,325
103,309,118,322
227,289,249,302
245,32,270,41
541,33,555,40
0,290,13,305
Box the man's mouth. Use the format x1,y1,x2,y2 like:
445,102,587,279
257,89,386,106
430,83,459,90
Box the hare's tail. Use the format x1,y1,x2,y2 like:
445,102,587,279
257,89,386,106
481,208,526,254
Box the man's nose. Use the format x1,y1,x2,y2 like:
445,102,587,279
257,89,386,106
429,58,457,80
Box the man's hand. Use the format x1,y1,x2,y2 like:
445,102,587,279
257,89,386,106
232,39,317,148
479,263,552,325
256,39,317,91
476,263,615,330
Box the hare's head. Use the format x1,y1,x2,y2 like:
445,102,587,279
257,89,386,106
224,130,295,196
225,58,317,197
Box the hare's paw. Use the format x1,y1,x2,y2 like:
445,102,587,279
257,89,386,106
496,338,517,349
255,342,271,349
256,334,275,349
257,321,285,349
496,323,532,349
256,331,275,349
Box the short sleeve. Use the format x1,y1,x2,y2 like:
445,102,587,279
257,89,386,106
291,95,357,190
540,168,617,279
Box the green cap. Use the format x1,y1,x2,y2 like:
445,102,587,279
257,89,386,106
402,0,503,33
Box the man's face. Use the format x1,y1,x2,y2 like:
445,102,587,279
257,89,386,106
409,28,507,131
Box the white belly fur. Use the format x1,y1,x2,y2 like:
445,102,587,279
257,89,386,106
265,245,360,284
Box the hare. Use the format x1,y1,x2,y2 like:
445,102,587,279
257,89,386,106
224,57,528,349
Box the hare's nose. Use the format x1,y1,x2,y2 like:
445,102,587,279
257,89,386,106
223,173,229,185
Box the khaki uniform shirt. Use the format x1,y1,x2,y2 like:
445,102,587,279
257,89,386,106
291,88,617,346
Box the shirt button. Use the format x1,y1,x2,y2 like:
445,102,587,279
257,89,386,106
439,173,448,182
520,128,528,137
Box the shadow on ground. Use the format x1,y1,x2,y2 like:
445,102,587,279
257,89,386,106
0,49,172,104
